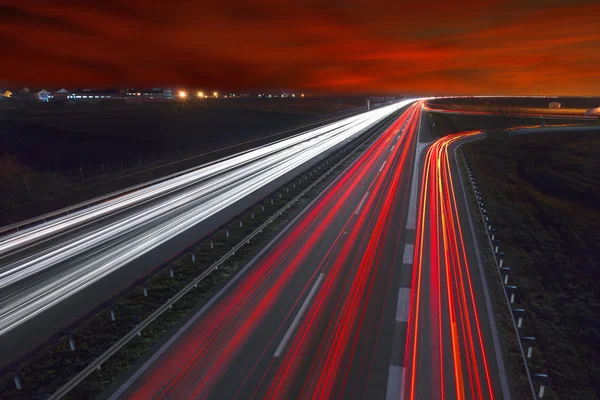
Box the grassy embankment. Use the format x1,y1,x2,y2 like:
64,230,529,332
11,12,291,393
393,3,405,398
463,130,600,400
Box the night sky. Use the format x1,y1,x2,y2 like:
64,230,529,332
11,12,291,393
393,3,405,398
2,1,599,95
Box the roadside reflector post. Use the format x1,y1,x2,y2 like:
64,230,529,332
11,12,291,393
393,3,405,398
533,373,549,398
69,336,75,351
226,230,230,238
498,252,505,269
192,254,196,263
170,267,174,278
143,287,148,297
500,266,510,285
522,336,536,359
513,308,525,329
110,310,116,321
210,240,214,249
14,374,21,391
506,286,518,304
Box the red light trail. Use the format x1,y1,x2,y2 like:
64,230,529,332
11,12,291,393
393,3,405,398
404,129,497,399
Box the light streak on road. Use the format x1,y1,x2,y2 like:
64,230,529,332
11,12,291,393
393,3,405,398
0,100,416,337
120,103,422,400
405,130,497,399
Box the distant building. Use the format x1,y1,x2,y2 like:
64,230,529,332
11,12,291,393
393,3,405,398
121,88,173,102
52,88,69,101
67,89,119,102
549,101,562,109
35,89,52,102
15,87,35,102
1,90,11,98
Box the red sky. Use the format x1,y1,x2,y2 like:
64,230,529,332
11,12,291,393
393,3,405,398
1,0,599,95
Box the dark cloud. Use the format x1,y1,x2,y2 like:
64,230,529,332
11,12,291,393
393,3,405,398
0,1,599,94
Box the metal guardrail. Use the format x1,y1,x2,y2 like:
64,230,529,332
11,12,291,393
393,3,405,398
457,142,550,399
46,113,383,399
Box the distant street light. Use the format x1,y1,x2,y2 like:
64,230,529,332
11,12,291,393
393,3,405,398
301,93,305,97
197,91,204,98
178,90,187,99
213,91,218,98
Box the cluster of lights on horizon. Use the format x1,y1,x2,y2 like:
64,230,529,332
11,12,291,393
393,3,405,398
177,89,306,100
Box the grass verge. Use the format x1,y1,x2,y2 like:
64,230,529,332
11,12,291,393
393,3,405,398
461,129,600,400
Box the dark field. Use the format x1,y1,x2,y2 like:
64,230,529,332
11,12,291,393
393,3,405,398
0,98,363,170
428,96,600,112
0,98,364,226
464,130,600,400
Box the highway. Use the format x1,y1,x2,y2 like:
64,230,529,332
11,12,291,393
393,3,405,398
103,104,510,399
0,101,412,365
405,130,511,399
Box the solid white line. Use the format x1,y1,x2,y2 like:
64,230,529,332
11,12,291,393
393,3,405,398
402,244,414,264
355,191,370,215
386,365,405,400
379,159,388,172
395,287,411,322
274,273,325,357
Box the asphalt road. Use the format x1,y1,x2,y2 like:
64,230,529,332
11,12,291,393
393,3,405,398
105,103,423,400
104,104,515,400
0,101,413,366
403,127,511,399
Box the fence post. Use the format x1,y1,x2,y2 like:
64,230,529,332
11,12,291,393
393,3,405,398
522,336,536,359
13,374,21,390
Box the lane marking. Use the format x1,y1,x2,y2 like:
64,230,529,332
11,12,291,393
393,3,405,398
355,191,370,215
390,144,395,152
386,365,405,400
379,159,388,172
402,244,414,264
273,273,325,357
395,287,411,322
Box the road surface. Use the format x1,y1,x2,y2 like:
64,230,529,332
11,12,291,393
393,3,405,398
105,104,510,399
0,101,413,366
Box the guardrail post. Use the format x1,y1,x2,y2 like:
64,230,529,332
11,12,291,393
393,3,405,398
192,253,196,263
492,240,500,254
506,285,518,304
490,227,496,241
498,252,505,268
533,373,549,398
170,267,174,278
513,308,525,329
143,287,148,297
226,229,230,238
14,374,21,390
210,240,214,249
500,266,510,284
69,336,76,351
522,336,536,359
110,309,116,321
